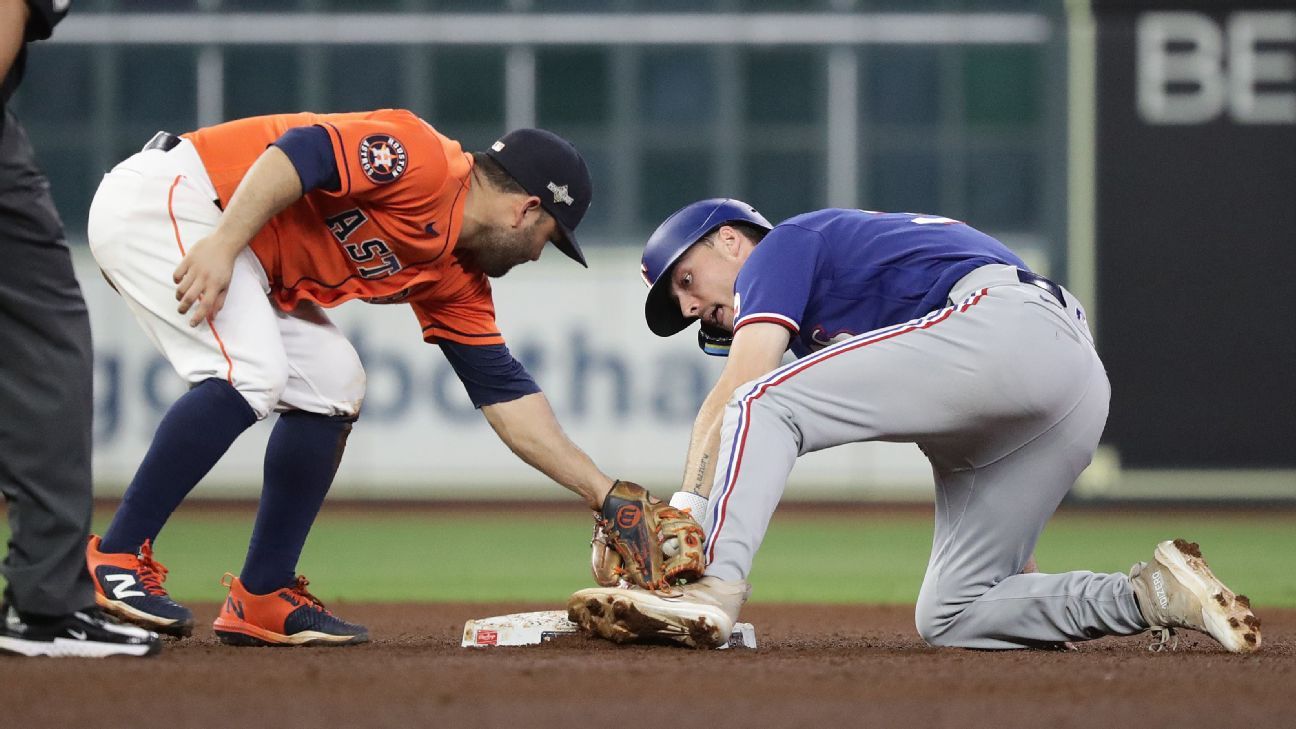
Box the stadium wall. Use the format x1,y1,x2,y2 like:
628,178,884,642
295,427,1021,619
78,248,939,500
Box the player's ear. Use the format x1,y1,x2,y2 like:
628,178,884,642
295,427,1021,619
718,225,744,257
513,195,543,228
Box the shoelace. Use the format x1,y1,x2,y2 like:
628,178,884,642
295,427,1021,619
135,540,171,596
285,576,335,617
1148,626,1179,652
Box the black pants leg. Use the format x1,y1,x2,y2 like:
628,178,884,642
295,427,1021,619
0,108,95,616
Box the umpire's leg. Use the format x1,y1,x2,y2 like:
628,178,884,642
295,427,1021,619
0,108,96,615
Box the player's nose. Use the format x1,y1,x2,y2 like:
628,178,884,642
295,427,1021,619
679,295,699,318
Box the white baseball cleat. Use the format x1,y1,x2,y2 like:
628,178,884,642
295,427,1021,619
568,576,750,649
1129,538,1261,653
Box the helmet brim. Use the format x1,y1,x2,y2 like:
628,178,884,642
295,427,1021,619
644,266,694,337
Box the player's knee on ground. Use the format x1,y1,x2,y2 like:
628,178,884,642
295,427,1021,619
913,589,969,647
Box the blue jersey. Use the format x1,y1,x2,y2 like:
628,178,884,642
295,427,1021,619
733,209,1026,358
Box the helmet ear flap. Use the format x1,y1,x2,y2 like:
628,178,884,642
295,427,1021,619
698,324,732,357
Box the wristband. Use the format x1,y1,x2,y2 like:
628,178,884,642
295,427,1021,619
669,491,710,521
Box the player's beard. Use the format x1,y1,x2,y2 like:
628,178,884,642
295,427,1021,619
461,219,542,278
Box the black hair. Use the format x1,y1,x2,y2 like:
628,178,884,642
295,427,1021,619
471,152,528,195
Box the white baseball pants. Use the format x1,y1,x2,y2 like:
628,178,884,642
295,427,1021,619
87,140,364,420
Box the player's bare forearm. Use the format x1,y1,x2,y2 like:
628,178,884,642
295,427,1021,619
680,388,730,498
481,392,615,510
0,0,30,80
680,322,790,498
211,146,304,246
174,146,303,326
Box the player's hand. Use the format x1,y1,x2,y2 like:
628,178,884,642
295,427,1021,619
174,234,240,327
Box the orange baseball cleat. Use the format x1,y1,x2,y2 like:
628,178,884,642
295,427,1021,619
212,573,369,647
86,535,194,637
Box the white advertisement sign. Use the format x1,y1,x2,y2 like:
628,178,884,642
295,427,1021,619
80,248,934,500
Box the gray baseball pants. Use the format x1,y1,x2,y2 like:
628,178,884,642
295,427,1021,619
0,108,96,616
702,264,1148,648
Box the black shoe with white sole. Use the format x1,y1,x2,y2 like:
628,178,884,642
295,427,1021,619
0,604,162,658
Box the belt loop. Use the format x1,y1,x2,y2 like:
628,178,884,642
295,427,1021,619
1016,269,1066,308
142,131,182,153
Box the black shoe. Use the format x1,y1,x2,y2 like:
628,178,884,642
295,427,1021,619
0,603,162,658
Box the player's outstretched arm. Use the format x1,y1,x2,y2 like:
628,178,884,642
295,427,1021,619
678,322,789,499
175,146,303,326
480,392,615,510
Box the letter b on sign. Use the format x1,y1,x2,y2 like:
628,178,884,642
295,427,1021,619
1137,11,1296,124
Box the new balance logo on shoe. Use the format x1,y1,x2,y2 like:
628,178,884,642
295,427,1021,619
105,574,146,599
225,596,244,620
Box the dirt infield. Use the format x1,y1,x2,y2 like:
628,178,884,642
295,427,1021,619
3,603,1293,728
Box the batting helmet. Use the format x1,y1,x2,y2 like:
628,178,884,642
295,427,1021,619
640,198,773,337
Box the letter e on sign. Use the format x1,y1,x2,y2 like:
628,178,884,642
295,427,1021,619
1138,11,1296,125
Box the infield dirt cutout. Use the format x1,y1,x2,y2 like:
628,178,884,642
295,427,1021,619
3,602,1292,728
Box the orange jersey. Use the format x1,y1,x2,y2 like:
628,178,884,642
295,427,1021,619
184,110,502,346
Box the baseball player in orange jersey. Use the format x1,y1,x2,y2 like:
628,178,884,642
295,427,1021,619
84,109,620,646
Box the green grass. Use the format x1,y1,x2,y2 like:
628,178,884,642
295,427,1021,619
4,508,1294,607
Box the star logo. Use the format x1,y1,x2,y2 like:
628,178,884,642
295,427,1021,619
370,144,394,171
547,181,575,206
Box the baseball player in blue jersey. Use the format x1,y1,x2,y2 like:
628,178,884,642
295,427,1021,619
570,199,1261,653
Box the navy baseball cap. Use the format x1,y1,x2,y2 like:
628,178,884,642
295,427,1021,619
484,128,592,267
640,198,773,337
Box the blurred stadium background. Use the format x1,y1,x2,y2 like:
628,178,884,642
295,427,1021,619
8,0,1293,515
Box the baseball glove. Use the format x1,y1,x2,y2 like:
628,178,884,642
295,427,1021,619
590,480,705,590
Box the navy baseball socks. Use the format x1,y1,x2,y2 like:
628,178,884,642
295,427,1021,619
89,379,364,645
238,411,353,595
89,378,257,637
214,411,367,646
100,378,257,555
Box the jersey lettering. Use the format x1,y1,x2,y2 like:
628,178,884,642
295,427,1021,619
325,208,368,242
344,239,404,279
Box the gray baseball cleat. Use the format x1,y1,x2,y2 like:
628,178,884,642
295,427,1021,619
568,576,750,649
1129,539,1261,653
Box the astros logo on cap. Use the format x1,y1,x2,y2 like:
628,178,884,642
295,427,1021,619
359,134,408,184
